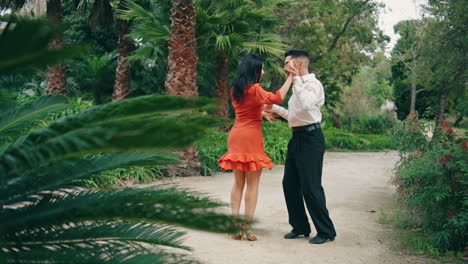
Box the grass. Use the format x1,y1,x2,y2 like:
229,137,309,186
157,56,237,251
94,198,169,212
378,208,466,263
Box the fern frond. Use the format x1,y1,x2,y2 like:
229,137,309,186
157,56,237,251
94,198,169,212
0,17,86,74
0,95,218,179
2,239,197,264
1,186,245,235
6,221,189,250
0,95,68,140
2,152,178,202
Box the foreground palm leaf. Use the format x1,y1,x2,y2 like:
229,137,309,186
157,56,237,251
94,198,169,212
0,16,84,74
0,94,245,263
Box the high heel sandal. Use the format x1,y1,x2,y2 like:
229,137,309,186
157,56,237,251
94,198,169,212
229,232,243,240
242,225,257,241
229,222,243,240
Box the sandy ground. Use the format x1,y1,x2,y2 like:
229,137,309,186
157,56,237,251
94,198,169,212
169,151,434,264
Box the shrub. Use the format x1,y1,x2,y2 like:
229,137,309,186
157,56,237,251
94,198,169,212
196,128,228,175
393,120,468,251
196,122,397,175
341,112,397,134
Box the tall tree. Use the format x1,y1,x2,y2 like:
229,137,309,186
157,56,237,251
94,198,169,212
391,19,434,119
274,0,387,125
45,0,67,95
75,0,132,101
112,0,133,101
165,0,198,96
424,0,467,130
197,0,287,117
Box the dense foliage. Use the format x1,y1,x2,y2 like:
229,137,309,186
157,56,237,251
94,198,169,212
392,120,467,251
0,18,244,263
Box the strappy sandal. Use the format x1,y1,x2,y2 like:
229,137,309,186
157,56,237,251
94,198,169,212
242,224,257,241
229,232,244,240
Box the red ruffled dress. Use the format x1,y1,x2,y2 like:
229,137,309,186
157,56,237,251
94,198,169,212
218,83,283,171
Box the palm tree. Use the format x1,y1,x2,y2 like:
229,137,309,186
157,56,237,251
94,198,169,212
121,0,287,117
45,0,67,95
1,0,68,95
112,0,133,101
165,0,198,96
0,18,244,263
75,0,133,101
197,0,287,117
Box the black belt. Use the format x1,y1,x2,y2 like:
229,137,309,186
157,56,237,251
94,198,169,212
292,123,321,133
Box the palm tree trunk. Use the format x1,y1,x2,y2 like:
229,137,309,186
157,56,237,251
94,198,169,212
214,52,229,117
163,0,200,177
165,0,198,96
112,1,132,101
45,0,66,95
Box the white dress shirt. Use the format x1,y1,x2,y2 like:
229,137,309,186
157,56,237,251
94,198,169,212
271,73,325,127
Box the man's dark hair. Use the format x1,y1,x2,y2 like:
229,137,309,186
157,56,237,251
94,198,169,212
284,49,309,58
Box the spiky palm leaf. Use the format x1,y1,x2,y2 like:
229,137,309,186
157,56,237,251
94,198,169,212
0,94,246,263
1,19,245,261
0,16,85,74
0,95,68,139
195,0,288,116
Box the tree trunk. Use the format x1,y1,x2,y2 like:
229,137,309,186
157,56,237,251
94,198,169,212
165,0,198,96
112,0,132,101
332,113,341,128
214,52,229,117
164,0,200,177
435,88,448,126
45,0,66,95
410,80,416,113
433,87,449,140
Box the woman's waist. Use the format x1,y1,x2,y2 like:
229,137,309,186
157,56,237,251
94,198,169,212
233,119,262,127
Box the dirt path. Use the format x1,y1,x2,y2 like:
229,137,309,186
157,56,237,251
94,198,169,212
169,151,432,264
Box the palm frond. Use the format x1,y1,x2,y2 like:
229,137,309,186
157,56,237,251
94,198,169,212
215,33,244,51
0,16,86,74
242,33,287,58
0,95,218,179
0,95,68,141
2,186,245,235
6,221,189,250
3,239,196,264
2,152,179,202
119,0,170,43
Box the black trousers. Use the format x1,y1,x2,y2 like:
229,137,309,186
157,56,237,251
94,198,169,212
282,126,336,238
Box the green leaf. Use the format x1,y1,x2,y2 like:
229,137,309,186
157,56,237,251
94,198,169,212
0,16,87,74
2,186,246,235
0,95,68,140
2,152,179,202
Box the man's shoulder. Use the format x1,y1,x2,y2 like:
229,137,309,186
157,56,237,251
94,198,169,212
302,74,323,88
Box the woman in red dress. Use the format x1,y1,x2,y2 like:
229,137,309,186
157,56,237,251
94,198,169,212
218,54,296,240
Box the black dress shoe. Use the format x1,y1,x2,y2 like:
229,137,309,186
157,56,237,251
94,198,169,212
284,231,310,239
308,235,335,244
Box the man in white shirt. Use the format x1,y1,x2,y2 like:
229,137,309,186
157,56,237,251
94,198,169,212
266,49,336,244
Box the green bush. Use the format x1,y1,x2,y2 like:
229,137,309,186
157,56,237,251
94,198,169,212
342,112,397,134
323,127,396,151
196,122,396,175
196,128,228,175
263,121,291,165
393,120,468,251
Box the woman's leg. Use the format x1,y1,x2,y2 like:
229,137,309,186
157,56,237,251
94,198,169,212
244,169,262,220
231,169,246,217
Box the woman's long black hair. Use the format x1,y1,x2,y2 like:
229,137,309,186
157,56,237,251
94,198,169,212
232,54,264,103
